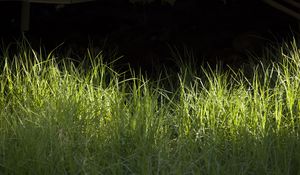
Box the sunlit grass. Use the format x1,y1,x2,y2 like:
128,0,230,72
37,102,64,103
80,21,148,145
1,39,300,174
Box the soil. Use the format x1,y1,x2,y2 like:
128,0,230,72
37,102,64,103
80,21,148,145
0,0,299,75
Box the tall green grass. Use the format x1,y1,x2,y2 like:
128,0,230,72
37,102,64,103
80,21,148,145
1,39,300,174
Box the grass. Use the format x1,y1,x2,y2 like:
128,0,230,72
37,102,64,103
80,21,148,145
1,39,300,174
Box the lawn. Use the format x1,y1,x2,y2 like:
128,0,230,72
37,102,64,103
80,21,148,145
1,39,300,174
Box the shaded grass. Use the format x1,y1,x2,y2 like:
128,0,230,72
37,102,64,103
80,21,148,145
1,39,300,174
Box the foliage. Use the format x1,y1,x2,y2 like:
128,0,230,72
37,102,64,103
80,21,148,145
0,39,300,174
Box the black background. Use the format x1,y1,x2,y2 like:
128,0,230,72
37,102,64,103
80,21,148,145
0,0,299,73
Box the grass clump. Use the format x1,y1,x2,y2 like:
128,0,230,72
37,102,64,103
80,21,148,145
1,39,300,174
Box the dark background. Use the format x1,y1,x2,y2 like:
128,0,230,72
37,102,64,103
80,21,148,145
0,0,299,74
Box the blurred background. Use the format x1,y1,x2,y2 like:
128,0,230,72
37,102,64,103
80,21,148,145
0,0,299,72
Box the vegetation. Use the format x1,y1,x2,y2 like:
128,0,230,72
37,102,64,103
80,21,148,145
1,39,300,174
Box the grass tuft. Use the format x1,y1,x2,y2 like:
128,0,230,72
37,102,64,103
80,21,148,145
1,39,300,174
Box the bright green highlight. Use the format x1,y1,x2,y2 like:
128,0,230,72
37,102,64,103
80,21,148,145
1,40,300,174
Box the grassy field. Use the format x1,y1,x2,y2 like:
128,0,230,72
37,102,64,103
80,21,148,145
1,39,300,174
